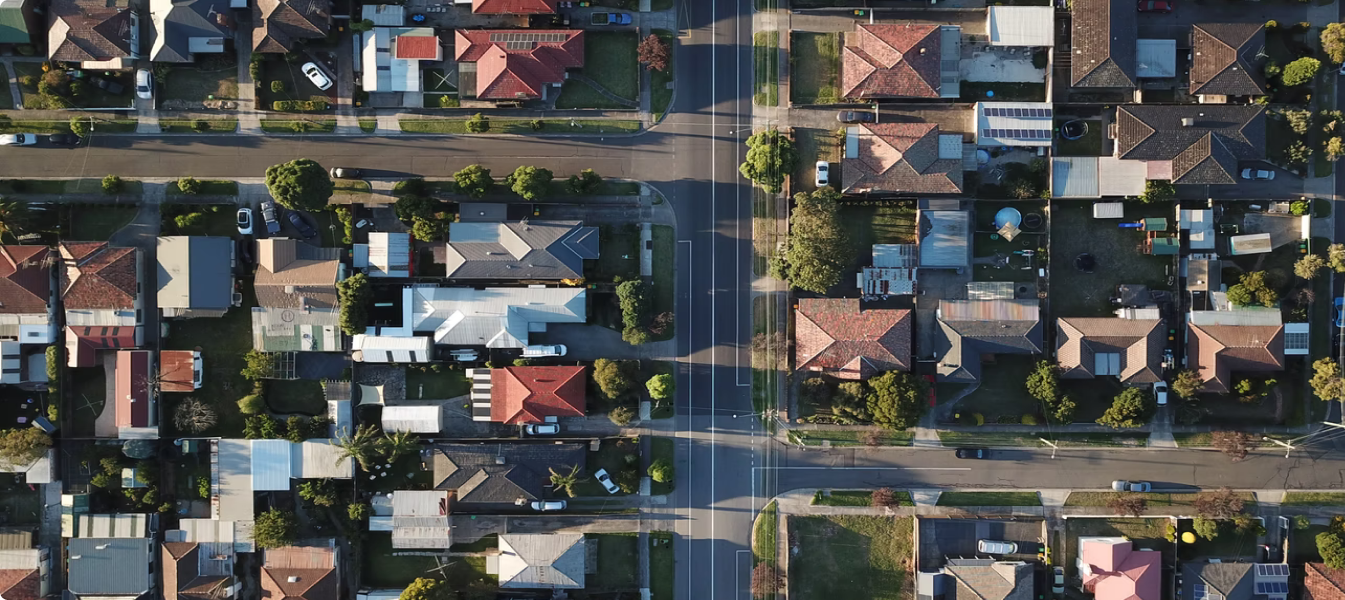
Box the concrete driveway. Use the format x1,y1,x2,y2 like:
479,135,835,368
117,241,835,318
530,324,675,361
917,517,1048,571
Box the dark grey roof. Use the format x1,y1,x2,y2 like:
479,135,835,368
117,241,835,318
444,221,599,279
67,538,152,597
430,443,586,504
1115,105,1265,184
1182,562,1254,600
935,303,1043,383
1190,23,1266,97
151,0,232,63
1070,0,1136,88
458,203,509,222
945,561,1034,600
157,236,233,310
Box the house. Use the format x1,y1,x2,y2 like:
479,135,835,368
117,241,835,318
470,0,555,15
0,531,50,600
0,447,51,483
986,7,1054,47
351,335,432,363
917,559,1034,600
250,239,341,352
159,350,202,393
1113,105,1266,185
48,0,139,68
402,286,586,348
360,28,439,93
472,365,586,424
840,24,960,99
794,298,912,380
260,541,339,600
917,202,971,268
61,243,141,360
380,405,443,433
148,0,232,63
1077,538,1160,600
429,442,586,508
0,0,43,46
1187,308,1285,393
0,246,56,346
454,30,583,101
251,0,329,53
496,533,585,589
66,537,156,600
157,237,236,318
1182,562,1289,600
840,123,964,195
66,326,137,368
1056,317,1165,384
1305,563,1345,600
369,490,451,549
859,244,918,296
440,220,598,279
354,232,412,278
1190,23,1266,102
114,350,157,439
162,538,236,600
1070,0,1136,89
934,299,1043,383
976,103,1054,148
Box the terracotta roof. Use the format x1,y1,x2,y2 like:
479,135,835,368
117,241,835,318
394,35,439,59
59,242,137,311
1190,23,1266,97
66,325,137,367
254,239,339,309
1187,322,1284,393
794,298,912,379
490,366,586,424
1056,318,1164,384
1306,564,1345,600
471,0,556,14
0,246,50,314
0,569,40,600
1080,539,1162,600
1070,0,1136,88
261,544,337,600
841,24,942,98
114,350,151,428
1114,105,1265,185
48,0,134,62
454,29,584,100
159,350,198,393
163,542,231,600
841,123,963,195
251,0,329,52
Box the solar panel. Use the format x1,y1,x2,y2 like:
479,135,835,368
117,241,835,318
1256,582,1289,594
1256,564,1290,577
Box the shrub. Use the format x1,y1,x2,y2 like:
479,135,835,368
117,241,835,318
1021,414,1037,425
270,80,285,93
609,405,636,426
1283,57,1322,86
648,458,674,483
466,113,489,133
237,394,266,415
438,95,459,108
271,100,329,112
192,120,210,132
101,175,123,194
177,176,202,195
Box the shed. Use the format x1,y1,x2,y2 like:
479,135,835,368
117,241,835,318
1093,203,1124,219
1148,237,1179,255
986,6,1054,46
367,232,411,278
1141,218,1168,231
1051,157,1147,198
1229,233,1273,255
1135,39,1177,78
1179,209,1215,250
352,334,432,363
382,405,444,434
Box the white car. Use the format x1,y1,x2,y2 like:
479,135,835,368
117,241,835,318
977,539,1018,554
594,468,621,494
1240,168,1275,181
524,424,560,436
530,500,566,511
302,62,333,91
0,134,36,146
521,344,567,357
1154,381,1168,406
815,161,830,187
135,68,153,100
1112,480,1152,492
1052,567,1065,595
236,208,253,236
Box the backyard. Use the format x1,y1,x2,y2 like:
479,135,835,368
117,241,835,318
0,480,41,526
361,533,494,590
404,367,471,400
555,31,639,109
68,367,106,438
162,59,240,105
588,533,640,590
960,82,1045,102
835,202,916,283
789,515,913,600
1053,119,1103,156
971,200,1045,283
264,379,326,415
790,32,840,105
160,284,256,437
1049,200,1172,317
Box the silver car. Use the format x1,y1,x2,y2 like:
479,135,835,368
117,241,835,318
302,62,333,91
977,539,1018,554
1112,480,1152,492
530,500,566,511
594,468,620,494
0,134,36,146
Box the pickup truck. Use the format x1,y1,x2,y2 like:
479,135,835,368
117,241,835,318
590,12,631,25
260,200,281,235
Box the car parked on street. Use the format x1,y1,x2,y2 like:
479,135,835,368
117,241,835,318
977,540,1018,554
260,200,281,235
287,212,317,239
302,62,333,91
594,468,621,494
530,500,566,511
48,133,82,147
1112,480,1152,492
955,448,989,459
236,208,254,236
1240,168,1275,181
0,134,36,146
330,167,362,179
815,161,830,187
1335,297,1344,328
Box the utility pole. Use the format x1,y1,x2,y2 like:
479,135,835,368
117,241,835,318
1262,436,1294,459
1039,438,1059,459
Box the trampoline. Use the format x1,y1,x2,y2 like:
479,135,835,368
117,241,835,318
1060,120,1088,140
1074,253,1096,273
994,207,1023,230
1023,213,1043,229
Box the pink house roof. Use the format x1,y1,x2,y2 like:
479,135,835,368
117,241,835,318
1080,539,1162,600
454,30,584,100
395,35,441,60
114,350,152,429
471,0,555,14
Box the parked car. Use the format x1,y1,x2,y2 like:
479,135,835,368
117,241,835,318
590,11,631,25
1052,567,1065,595
525,424,561,436
837,110,876,124
236,208,254,236
594,468,621,494
330,167,362,179
530,500,566,511
302,62,333,91
1240,168,1275,181
955,448,989,459
135,68,153,100
1154,381,1168,406
237,238,254,266
48,133,82,147
91,76,125,95
815,161,830,187
977,540,1018,554
260,200,281,235
1137,0,1172,11
0,134,36,146
1112,480,1152,492
1335,297,1344,328
448,349,479,362
287,212,317,239
521,344,567,357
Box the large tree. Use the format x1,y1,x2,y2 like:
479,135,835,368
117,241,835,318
0,199,30,240
400,578,452,600
334,424,382,471
264,158,333,211
454,165,494,198
0,429,49,468
780,187,849,293
1283,57,1323,86
1296,254,1327,279
1171,369,1203,398
1108,494,1147,517
1226,271,1278,307
593,358,637,399
1324,23,1345,64
549,464,585,497
865,371,924,430
1330,243,1345,272
253,508,297,548
507,165,554,201
1096,387,1151,429
1194,487,1244,519
638,34,670,71
337,273,371,336
646,373,674,400
1212,431,1254,462
739,129,797,193
1311,357,1345,402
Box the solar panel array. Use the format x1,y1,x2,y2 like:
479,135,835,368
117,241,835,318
1256,564,1290,577
488,32,569,44
1192,583,1225,600
983,106,1053,118
1255,582,1289,595
982,128,1052,139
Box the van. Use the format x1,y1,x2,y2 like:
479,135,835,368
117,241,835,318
530,500,566,511
977,540,1018,554
521,344,567,357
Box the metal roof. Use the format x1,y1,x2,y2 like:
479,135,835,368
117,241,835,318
918,210,971,268
360,4,404,25
216,439,254,522
987,6,1053,46
498,534,586,589
1094,203,1125,218
67,538,152,596
251,440,293,491
368,232,411,278
295,440,354,479
353,334,432,363
382,405,443,433
1136,39,1177,79
408,286,586,348
1229,233,1273,255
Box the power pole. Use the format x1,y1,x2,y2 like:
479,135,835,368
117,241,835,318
1262,436,1294,459
1039,438,1059,459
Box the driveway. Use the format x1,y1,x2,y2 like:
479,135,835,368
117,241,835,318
531,324,675,361
1182,165,1303,200
917,517,1048,571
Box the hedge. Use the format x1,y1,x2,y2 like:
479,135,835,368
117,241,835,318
272,100,330,112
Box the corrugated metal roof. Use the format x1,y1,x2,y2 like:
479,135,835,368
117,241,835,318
918,210,970,268
987,6,1053,46
1098,157,1148,197
70,513,148,538
1229,233,1273,255
0,548,38,570
67,538,152,596
296,440,354,479
251,440,293,491
353,334,432,363
369,232,412,278
409,286,586,348
328,399,352,438
217,439,254,522
360,4,404,25
1094,203,1125,218
1189,307,1282,326
382,405,443,433
393,490,450,516
939,299,1039,321
1053,157,1099,198
498,534,586,589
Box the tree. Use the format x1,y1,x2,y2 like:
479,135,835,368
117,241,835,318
1283,57,1323,86
1212,431,1254,461
567,169,604,195
350,18,375,32
394,194,440,222
173,398,218,434
400,578,452,600
649,458,674,483
102,174,123,195
1025,361,1059,403
871,487,897,507
506,165,554,201
176,176,202,195
244,414,282,439
1286,109,1314,135
0,428,49,468
122,439,155,460
253,508,297,548
1096,387,1150,429
593,358,636,399
623,326,651,345
609,405,636,426
1332,244,1345,272
348,502,370,522
1171,369,1203,398
1324,531,1345,569
1312,357,1345,402
237,394,266,415
264,158,334,211
466,113,489,133
1298,254,1328,279
410,216,446,242
1331,137,1345,161
334,424,382,471
285,416,307,443
865,371,924,430
1139,180,1175,203
1325,23,1345,64
242,349,274,380
297,479,338,507
799,377,832,411
454,164,494,198
780,187,849,293
832,382,871,423
1047,394,1077,424
1193,518,1221,541
1194,487,1244,518
739,129,797,193
549,464,585,497
380,430,420,463
638,33,670,71
337,273,371,336
270,80,285,93
647,373,674,400
1107,494,1148,517
1226,271,1278,308
750,564,779,598
0,199,30,240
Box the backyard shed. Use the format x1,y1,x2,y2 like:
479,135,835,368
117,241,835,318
1229,233,1273,255
1093,203,1124,218
986,6,1054,46
381,405,444,434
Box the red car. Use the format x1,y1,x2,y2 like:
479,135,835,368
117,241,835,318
1138,0,1172,11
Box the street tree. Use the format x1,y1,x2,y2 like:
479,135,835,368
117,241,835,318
253,508,297,548
466,113,489,133
609,405,636,426
69,116,90,136
454,164,494,198
567,169,603,194
1330,137,1345,160
1212,431,1254,462
1096,387,1150,429
738,129,797,193
780,187,848,293
646,373,674,400
1312,357,1345,401
1297,254,1327,279
1325,23,1345,63
264,158,333,211
638,33,670,71
865,371,924,430
1194,487,1244,518
649,458,674,483
1171,369,1204,398
507,165,553,201
871,487,898,507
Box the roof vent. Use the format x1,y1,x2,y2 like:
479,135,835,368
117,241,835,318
495,455,506,465
95,544,109,550
288,576,300,583
1181,118,1195,127
70,555,81,560
919,47,926,54
285,285,296,294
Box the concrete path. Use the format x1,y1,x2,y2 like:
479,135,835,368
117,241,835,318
0,57,28,110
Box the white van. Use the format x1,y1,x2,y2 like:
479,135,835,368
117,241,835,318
521,345,567,357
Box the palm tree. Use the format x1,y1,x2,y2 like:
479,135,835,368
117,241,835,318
334,424,381,471
380,430,419,463
548,464,586,498
0,200,29,241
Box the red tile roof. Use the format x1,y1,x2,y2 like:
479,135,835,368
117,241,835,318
1080,539,1161,600
795,298,912,380
163,542,233,600
0,569,39,600
66,325,137,367
454,29,584,100
1187,322,1284,393
115,350,152,429
471,0,556,14
490,366,586,424
394,35,440,60
841,123,964,195
0,246,50,315
159,350,198,393
59,242,137,311
1306,563,1345,600
261,544,338,600
841,24,942,99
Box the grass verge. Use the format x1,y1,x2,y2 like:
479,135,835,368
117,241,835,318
399,118,642,135
650,437,675,496
650,531,674,600
159,119,238,133
936,492,1041,507
260,119,337,133
1282,492,1345,505
754,31,780,106
166,180,238,196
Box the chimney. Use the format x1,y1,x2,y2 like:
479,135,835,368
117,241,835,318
495,455,506,465
288,576,300,583
1181,118,1195,127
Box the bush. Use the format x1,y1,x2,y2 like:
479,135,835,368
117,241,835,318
271,99,329,112
101,175,123,195
530,119,544,131
192,120,210,132
177,176,202,195
270,80,285,93
1021,414,1037,425
609,405,636,426
237,394,266,415
648,458,674,483
438,95,459,108
1283,57,1322,86
466,113,489,133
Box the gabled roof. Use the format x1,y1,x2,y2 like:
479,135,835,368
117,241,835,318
841,123,964,195
114,350,152,429
66,325,137,367
1190,23,1266,97
935,299,1043,383
1187,322,1284,393
260,542,338,600
59,242,137,311
66,538,153,597
157,236,234,311
163,542,232,600
498,534,585,589
1070,0,1136,88
471,0,555,14
251,0,329,52
430,443,585,504
1306,563,1345,600
490,366,587,424
0,246,50,315
0,568,39,600
442,220,597,279
794,298,912,379
150,0,232,63
1056,318,1164,384
254,239,339,309
1181,562,1255,600
408,286,586,348
945,560,1034,600
1114,105,1266,184
1080,539,1161,600
48,0,133,63
841,24,942,98
454,30,584,100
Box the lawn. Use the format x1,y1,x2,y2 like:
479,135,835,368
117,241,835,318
159,119,238,133
754,501,778,564
1283,492,1345,505
398,118,642,135
790,32,840,105
651,224,675,340
960,82,1045,102
592,224,641,282
937,492,1041,507
0,118,137,134
971,199,1044,282
650,531,674,600
260,119,336,134
835,203,916,280
15,63,133,109
1053,119,1103,156
951,355,1042,423
161,205,240,237
1064,491,1257,509
650,436,675,495
555,31,638,109
162,61,239,104
572,437,639,497
166,180,238,196
794,127,842,194
68,367,107,438
1062,518,1170,578
651,30,676,119
404,367,470,400
359,119,377,133
258,56,332,109
160,284,256,437
754,31,780,106
264,379,326,415
70,206,137,240
936,431,1149,447
333,180,371,194
1179,518,1259,560
812,490,914,507
588,533,639,590
362,533,494,589
0,64,11,110
1049,200,1172,317
1292,524,1329,562
789,430,914,447
790,516,913,600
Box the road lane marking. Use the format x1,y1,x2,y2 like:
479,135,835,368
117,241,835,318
753,467,973,471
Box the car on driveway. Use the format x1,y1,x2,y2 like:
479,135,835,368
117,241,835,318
815,161,830,187
837,110,876,123
590,11,631,25
236,208,254,236
1336,297,1344,328
302,62,333,91
594,468,621,494
1241,168,1275,180
1052,567,1065,595
1154,381,1168,406
977,540,1018,554
287,212,317,239
955,448,989,459
0,134,36,146
530,500,566,511
1112,480,1152,492
260,200,281,235
521,344,567,357
1137,0,1172,11
330,167,362,179
135,68,153,100
48,133,82,147
524,424,560,436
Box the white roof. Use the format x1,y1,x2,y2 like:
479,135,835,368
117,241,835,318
976,102,1053,147
361,28,436,92
381,405,443,433
251,439,293,491
498,534,586,589
328,399,352,438
368,232,412,278
1052,157,1147,198
360,4,404,25
1180,209,1215,250
1093,203,1125,218
987,6,1054,46
393,490,450,516
1136,39,1177,79
352,334,432,363
407,286,586,348
295,440,354,479
1229,233,1273,255
216,439,254,522
1189,307,1283,326
67,513,148,538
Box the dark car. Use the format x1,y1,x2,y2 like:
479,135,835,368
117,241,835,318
837,110,876,124
329,167,362,179
48,134,82,147
955,448,989,459
1137,0,1172,11
287,212,317,239
237,238,254,266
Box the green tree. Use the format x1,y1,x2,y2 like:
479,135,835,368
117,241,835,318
1171,369,1203,398
1286,109,1314,135
646,373,674,400
1331,244,1345,272
69,116,90,136
176,176,202,195
593,358,636,399
780,187,848,293
350,19,375,32
1297,254,1327,279
738,129,797,193
506,165,554,201
1096,387,1151,429
400,578,452,600
1226,271,1278,307
380,430,420,463
264,158,334,211
253,508,297,548
1322,531,1345,569
1283,57,1323,86
237,394,266,415
1025,360,1059,403
270,80,285,93
617,280,650,341
394,194,440,222
334,424,382,471
0,428,50,468
1047,395,1077,424
1324,23,1345,64
348,502,370,522
285,415,307,443
454,164,494,198
548,464,584,497
567,169,603,194
241,349,274,380
102,175,123,195
609,405,636,426
337,273,371,336
1330,137,1345,160
466,113,489,133
0,199,30,240
1139,180,1175,203
297,479,338,507
411,216,446,242
1312,357,1345,402
865,371,924,430
1192,518,1220,541
649,457,674,483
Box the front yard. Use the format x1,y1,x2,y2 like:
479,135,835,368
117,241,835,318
555,31,639,109
162,58,240,106
950,355,1042,424
794,127,842,194
1062,518,1171,579
587,533,640,590
1049,200,1172,317
572,437,640,497
361,533,495,590
70,205,137,240
790,32,840,105
789,516,913,600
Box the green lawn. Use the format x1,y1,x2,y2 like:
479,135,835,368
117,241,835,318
790,430,913,447
960,82,1045,102
651,30,676,120
793,127,842,194
1179,519,1259,560
162,62,239,103
1049,200,1172,318
790,516,912,600
70,206,137,240
160,284,256,437
1053,119,1103,156
754,31,780,107
264,379,326,415
937,492,1041,507
399,118,642,135
333,180,371,194
593,224,641,282
258,56,331,108
1283,492,1345,505
811,490,914,507
588,533,640,590
936,431,1148,447
359,118,377,133
68,367,107,437
362,533,494,589
949,355,1042,423
650,437,674,495
651,224,675,340
0,483,41,526
572,438,639,497
161,205,240,237
555,31,639,109
0,119,137,134
159,119,238,134
0,64,12,110
1293,524,1329,562
753,500,777,564
260,119,336,134
449,533,497,553
166,180,238,196
650,531,674,600
836,203,916,281
790,32,840,105
1065,491,1257,508
404,368,470,400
